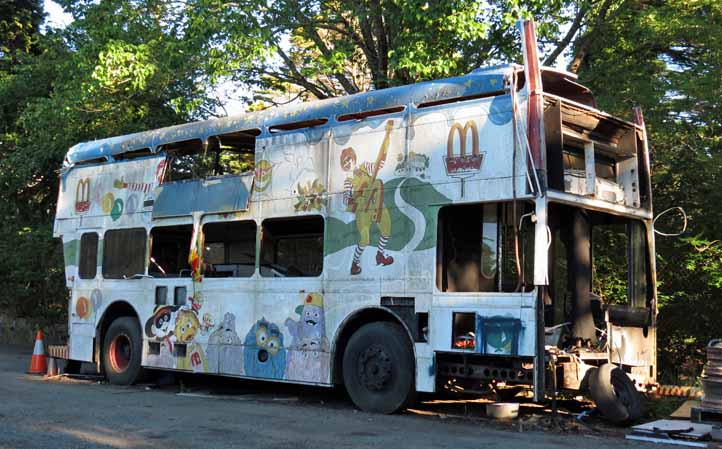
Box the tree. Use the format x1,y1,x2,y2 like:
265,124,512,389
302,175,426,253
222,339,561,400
574,0,722,382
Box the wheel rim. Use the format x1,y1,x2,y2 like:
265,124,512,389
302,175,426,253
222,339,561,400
357,344,393,391
109,333,132,373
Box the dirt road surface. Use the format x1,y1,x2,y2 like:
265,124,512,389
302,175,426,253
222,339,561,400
0,345,655,449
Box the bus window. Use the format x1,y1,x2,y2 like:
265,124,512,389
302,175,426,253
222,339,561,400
102,228,147,279
260,216,324,277
436,202,534,293
161,129,259,182
203,220,257,278
149,225,192,277
78,232,98,279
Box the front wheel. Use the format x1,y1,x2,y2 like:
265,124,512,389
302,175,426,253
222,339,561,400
342,322,416,414
102,317,144,385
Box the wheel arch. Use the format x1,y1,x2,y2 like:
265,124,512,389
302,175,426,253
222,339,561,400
94,300,141,364
330,306,416,385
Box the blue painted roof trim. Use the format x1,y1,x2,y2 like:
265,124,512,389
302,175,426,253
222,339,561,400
65,65,515,167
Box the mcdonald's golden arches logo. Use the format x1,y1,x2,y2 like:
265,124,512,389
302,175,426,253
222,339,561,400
444,120,484,176
75,178,91,213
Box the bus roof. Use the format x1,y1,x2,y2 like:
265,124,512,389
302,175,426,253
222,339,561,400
64,64,517,167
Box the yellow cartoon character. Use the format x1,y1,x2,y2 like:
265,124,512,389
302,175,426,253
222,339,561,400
341,120,395,275
174,310,200,343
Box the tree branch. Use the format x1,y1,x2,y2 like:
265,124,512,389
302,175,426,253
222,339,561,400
305,27,360,94
568,0,620,73
274,48,330,99
544,5,587,66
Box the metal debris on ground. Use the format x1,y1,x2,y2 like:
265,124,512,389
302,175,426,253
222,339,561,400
626,419,713,447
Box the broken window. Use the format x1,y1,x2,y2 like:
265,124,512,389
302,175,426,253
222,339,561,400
102,228,147,279
161,129,259,182
149,225,192,277
78,232,98,279
546,205,651,335
436,202,534,293
260,216,324,277
202,220,257,278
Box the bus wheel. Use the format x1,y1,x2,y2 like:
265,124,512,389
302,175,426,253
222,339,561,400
342,322,415,414
589,363,642,424
102,317,144,385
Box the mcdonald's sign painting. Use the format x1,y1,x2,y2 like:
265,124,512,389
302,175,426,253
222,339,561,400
74,178,91,213
444,121,485,197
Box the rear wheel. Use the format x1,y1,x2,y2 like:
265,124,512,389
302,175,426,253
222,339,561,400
342,322,416,414
589,363,642,424
102,317,144,385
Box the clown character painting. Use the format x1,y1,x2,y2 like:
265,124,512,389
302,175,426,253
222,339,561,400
341,120,395,275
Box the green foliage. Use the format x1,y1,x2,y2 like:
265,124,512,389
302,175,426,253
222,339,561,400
576,0,722,383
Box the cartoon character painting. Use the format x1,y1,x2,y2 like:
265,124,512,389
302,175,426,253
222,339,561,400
206,312,244,375
143,294,203,369
174,309,200,343
243,318,286,379
341,120,395,275
284,293,330,383
177,342,209,373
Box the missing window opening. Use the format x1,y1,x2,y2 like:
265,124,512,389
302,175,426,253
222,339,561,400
436,202,535,293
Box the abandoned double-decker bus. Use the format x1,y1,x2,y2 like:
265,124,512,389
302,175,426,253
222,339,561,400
54,22,656,421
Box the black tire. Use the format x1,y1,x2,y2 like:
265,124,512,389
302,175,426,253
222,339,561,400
102,317,144,385
589,363,642,424
342,322,416,414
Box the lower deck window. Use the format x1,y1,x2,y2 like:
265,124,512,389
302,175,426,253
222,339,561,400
260,216,324,277
103,228,147,279
436,202,534,293
203,220,257,277
149,225,192,277
78,232,98,279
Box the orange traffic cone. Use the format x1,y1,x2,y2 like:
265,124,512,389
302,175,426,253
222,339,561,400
28,330,47,375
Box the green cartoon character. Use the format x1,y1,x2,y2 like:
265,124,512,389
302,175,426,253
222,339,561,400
341,120,395,275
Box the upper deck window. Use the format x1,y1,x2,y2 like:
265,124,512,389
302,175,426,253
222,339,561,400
114,148,153,161
161,129,259,182
337,106,404,122
268,118,328,133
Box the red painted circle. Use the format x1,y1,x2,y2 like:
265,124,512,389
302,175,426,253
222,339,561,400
109,334,131,373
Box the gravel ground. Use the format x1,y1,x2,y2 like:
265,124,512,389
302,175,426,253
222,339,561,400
0,344,657,449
